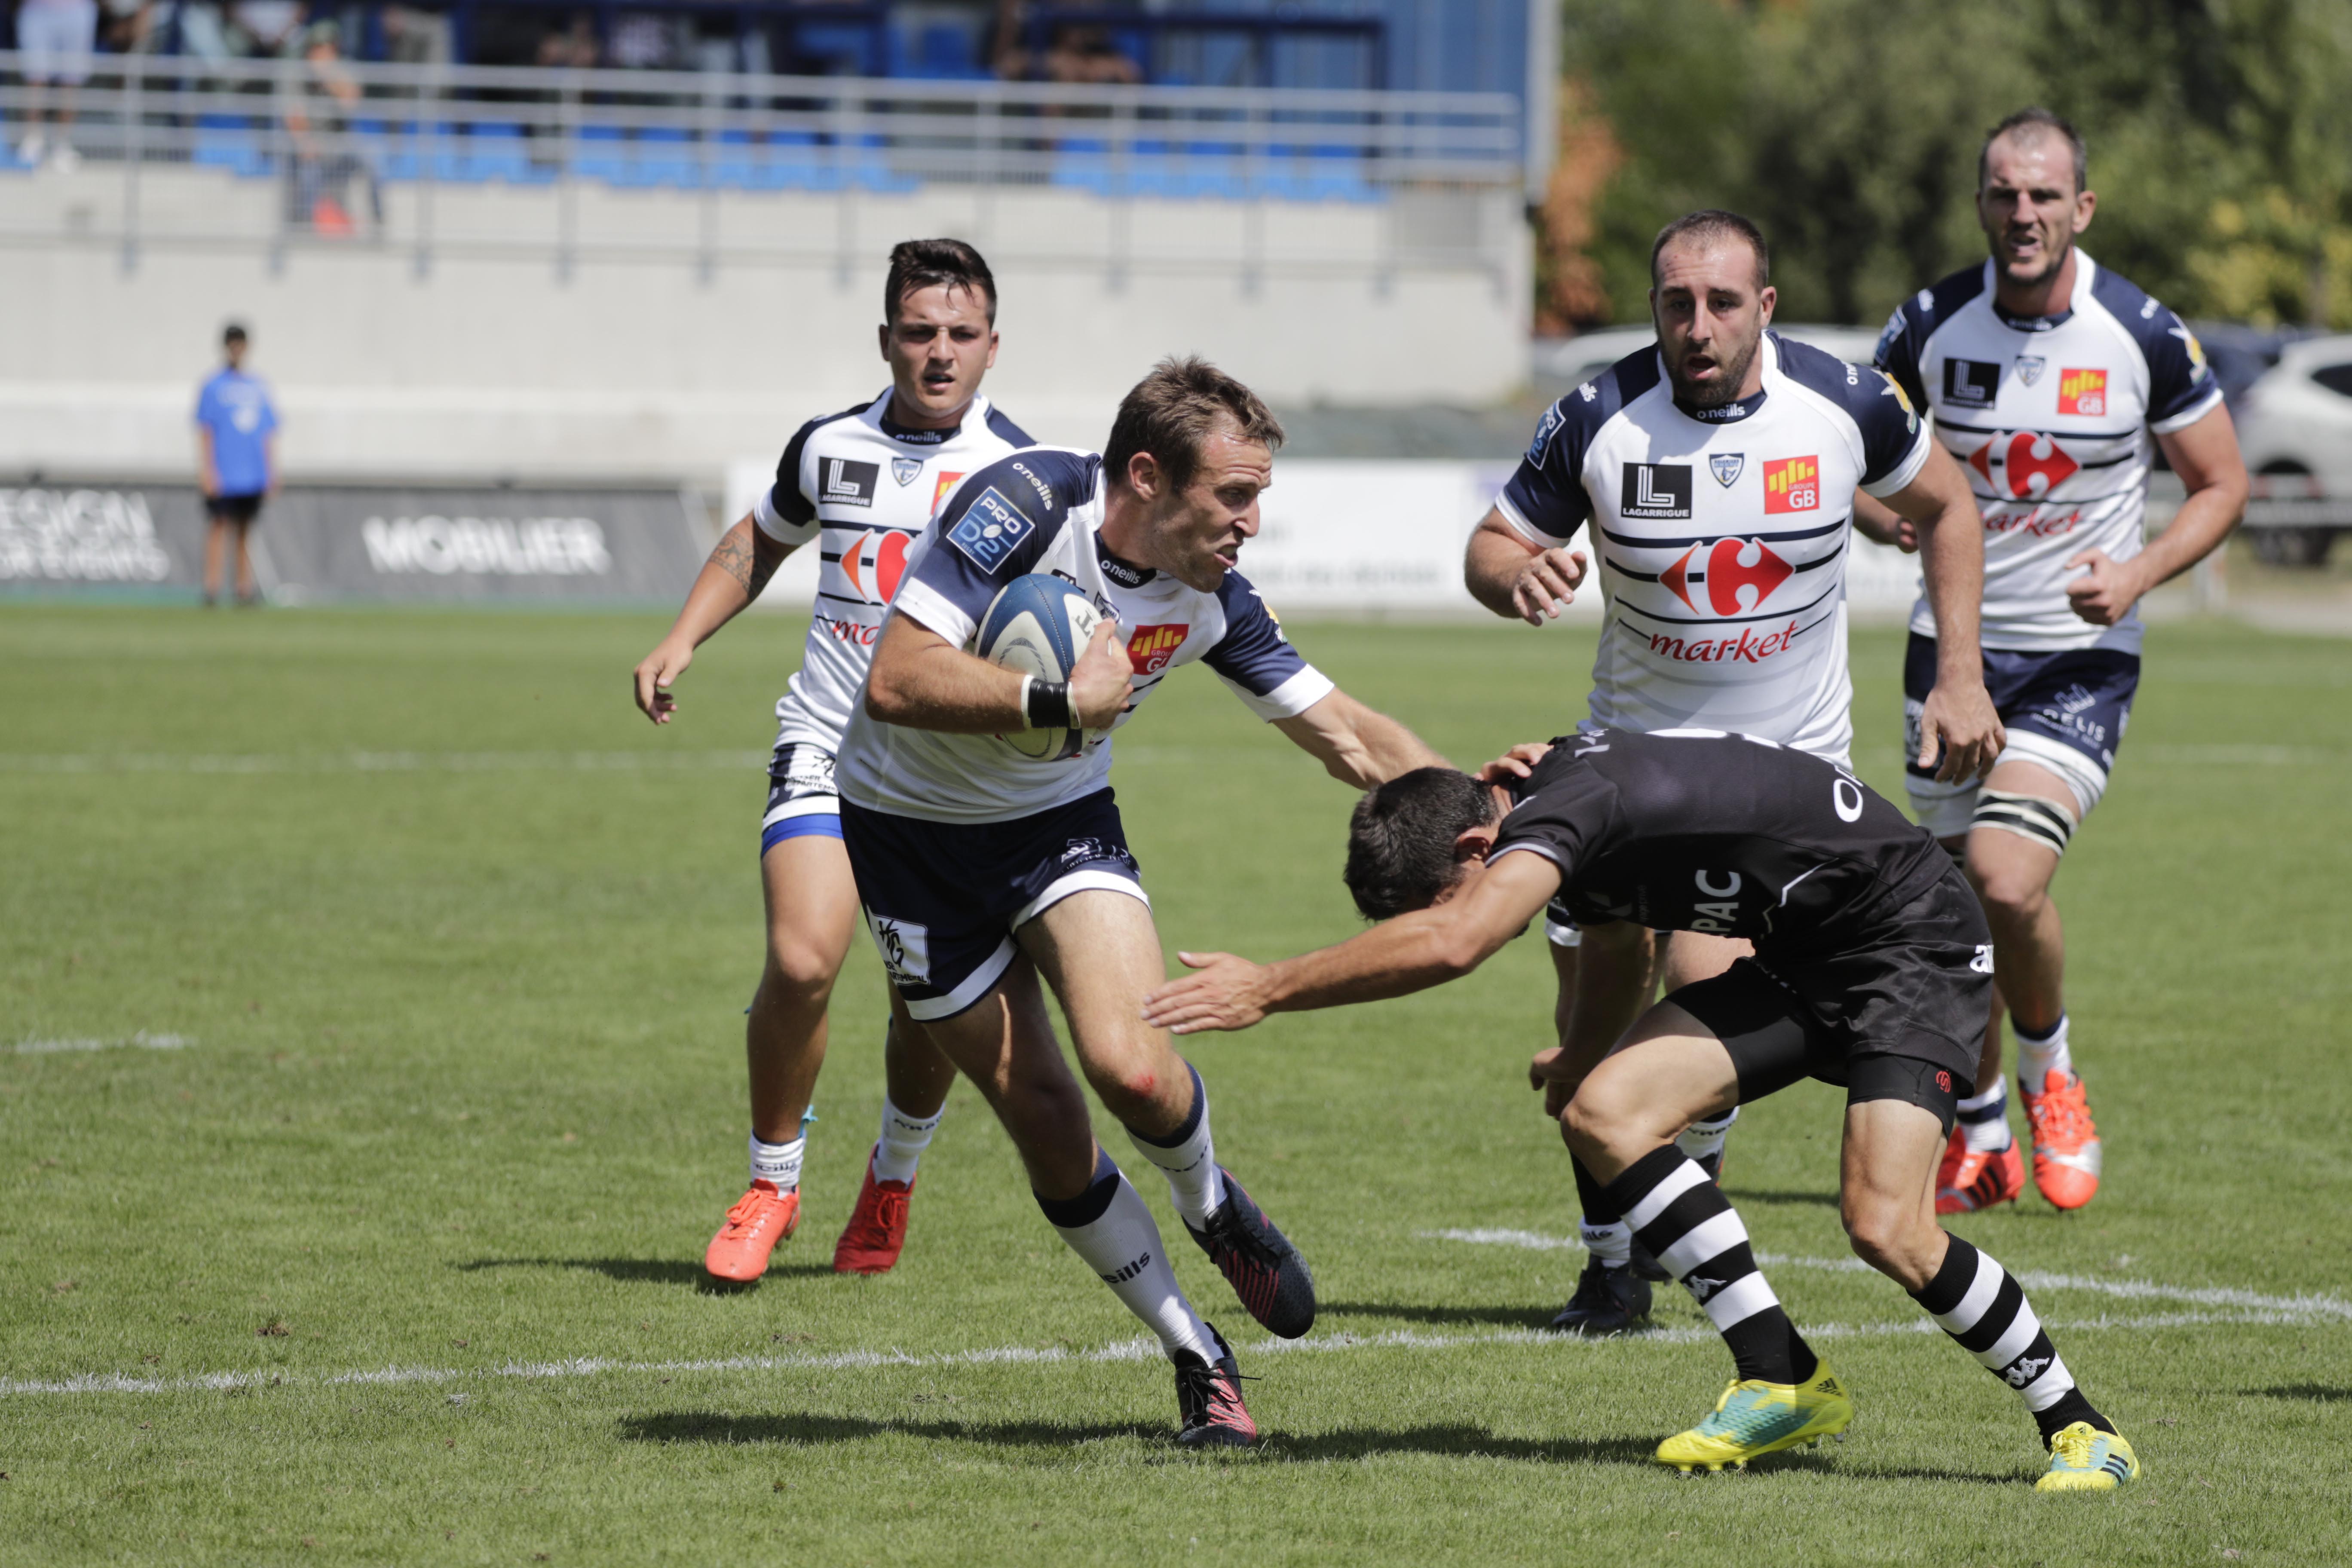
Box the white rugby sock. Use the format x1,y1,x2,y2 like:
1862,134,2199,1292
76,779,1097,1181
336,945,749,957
1580,1219,1633,1268
748,1131,804,1193
1124,1062,1227,1231
871,1095,941,1186
1676,1107,1739,1165
2015,1014,2073,1088
1040,1150,1216,1360
1956,1079,2014,1153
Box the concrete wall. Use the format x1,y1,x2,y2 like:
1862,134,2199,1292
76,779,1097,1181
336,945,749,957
0,163,1528,486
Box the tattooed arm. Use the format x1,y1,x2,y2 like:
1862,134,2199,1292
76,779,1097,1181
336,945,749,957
632,512,796,724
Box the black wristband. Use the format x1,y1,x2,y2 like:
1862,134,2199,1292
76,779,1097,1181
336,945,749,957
1024,677,1074,731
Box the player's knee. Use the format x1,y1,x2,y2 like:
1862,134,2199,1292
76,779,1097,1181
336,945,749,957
1969,860,2047,925
762,933,842,999
1562,1081,1635,1162
1081,1054,1163,1121
1841,1200,1937,1290
997,1067,1090,1145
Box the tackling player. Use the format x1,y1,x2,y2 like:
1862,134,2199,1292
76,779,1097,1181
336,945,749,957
1864,109,2248,1214
1142,732,2141,1490
632,239,1034,1283
835,358,1443,1444
1461,210,2003,1333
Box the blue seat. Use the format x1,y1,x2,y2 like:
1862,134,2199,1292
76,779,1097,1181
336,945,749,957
192,112,272,178
842,132,916,193
626,126,700,188
897,21,989,80
462,122,547,185
1049,135,1114,196
572,123,631,183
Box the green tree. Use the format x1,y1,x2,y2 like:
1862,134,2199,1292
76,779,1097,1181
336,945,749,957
1552,0,2352,328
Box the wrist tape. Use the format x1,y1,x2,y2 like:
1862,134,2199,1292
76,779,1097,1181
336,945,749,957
1022,676,1074,731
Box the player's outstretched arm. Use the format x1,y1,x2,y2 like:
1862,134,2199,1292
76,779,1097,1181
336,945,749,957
2069,402,2248,625
1272,690,1446,789
1139,850,1560,1033
1883,445,2005,783
864,612,1131,734
631,513,793,724
1463,508,1588,626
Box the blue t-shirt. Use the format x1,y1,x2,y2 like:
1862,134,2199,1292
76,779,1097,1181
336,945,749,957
195,369,279,497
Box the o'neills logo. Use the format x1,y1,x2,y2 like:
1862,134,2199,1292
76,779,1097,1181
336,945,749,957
1647,619,1801,663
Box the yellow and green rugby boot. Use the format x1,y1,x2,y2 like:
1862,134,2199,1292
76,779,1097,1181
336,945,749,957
1655,1361,1853,1474
2035,1421,2140,1492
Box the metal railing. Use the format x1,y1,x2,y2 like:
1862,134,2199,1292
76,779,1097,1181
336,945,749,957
0,53,1521,279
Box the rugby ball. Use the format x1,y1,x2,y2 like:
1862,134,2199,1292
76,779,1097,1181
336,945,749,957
978,573,1105,761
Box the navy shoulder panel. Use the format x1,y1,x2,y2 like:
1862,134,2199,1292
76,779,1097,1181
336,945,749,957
1775,333,1923,487
1872,265,1988,410
1501,346,1660,542
930,448,1094,581
772,400,873,527
1203,569,1312,698
2086,261,2220,426
984,405,1038,449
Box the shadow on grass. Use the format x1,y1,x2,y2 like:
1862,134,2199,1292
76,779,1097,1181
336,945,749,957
1320,1300,1558,1330
619,1411,2021,1481
2247,1383,2352,1403
454,1257,836,1293
619,1410,1660,1467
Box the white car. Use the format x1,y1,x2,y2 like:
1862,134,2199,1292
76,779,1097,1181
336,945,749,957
2230,334,2352,566
1532,324,1880,392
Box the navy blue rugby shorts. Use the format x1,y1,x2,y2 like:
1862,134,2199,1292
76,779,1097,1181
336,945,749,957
839,787,1147,1021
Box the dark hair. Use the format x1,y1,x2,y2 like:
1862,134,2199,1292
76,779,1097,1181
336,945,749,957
1343,768,1499,921
1649,209,1770,291
223,323,248,344
1103,355,1285,494
1979,107,2087,196
883,238,998,325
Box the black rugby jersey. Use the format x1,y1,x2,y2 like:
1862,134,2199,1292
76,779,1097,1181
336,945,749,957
1494,729,1950,952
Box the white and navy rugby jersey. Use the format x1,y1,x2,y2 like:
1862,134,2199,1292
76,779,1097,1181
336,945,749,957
835,447,1335,824
1496,331,1931,763
754,390,1034,750
1874,252,2223,654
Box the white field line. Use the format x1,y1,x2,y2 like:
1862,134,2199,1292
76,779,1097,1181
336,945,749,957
1421,1228,2352,1321
0,750,766,776
13,1031,195,1055
1,1306,2339,1400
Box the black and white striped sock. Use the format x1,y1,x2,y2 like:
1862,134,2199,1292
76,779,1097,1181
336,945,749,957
1910,1235,2109,1444
1605,1146,1816,1385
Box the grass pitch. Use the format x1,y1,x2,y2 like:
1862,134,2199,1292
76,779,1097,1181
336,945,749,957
2,603,2347,1566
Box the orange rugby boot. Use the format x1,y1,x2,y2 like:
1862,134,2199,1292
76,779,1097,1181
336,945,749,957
833,1152,915,1274
1936,1123,2024,1214
2021,1069,2102,1210
704,1179,800,1283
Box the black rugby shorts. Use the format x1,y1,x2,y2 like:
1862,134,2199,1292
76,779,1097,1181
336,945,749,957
1667,865,1992,1136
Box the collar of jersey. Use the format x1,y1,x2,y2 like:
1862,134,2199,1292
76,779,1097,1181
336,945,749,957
874,390,976,447
1675,386,1767,424
1984,254,2082,333
1097,539,1156,587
